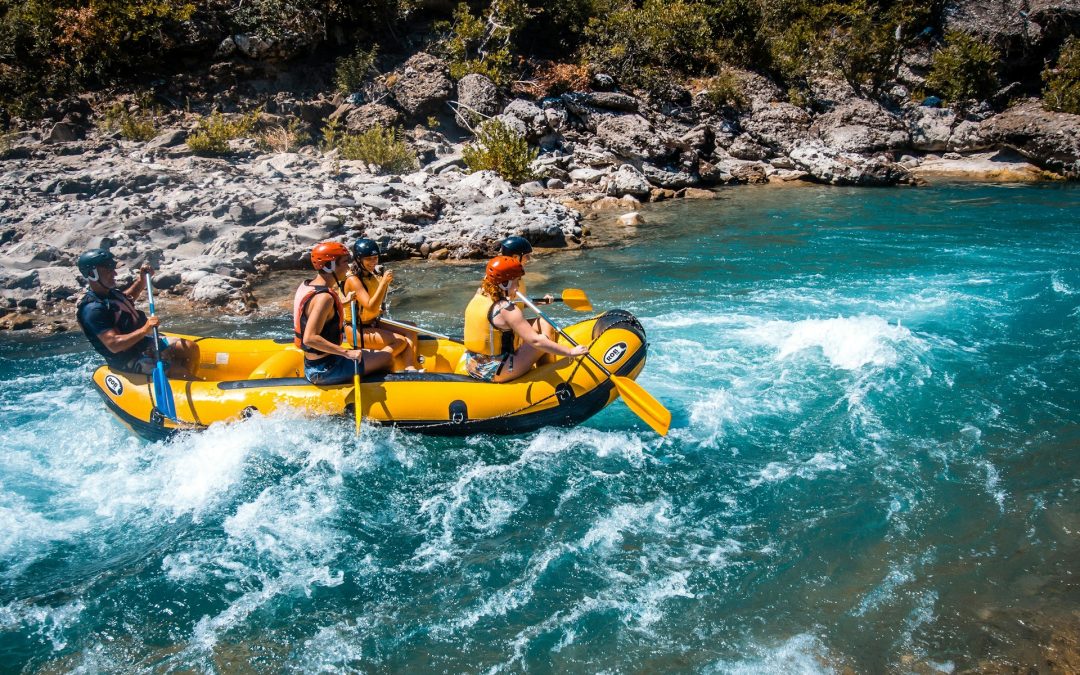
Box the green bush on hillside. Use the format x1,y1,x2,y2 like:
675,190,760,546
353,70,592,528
703,69,749,111
186,111,260,156
322,120,417,174
99,103,158,141
1043,37,1080,114
440,1,534,85
927,31,999,102
462,118,537,184
334,45,378,94
584,0,715,92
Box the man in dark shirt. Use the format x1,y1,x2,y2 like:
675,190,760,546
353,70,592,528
75,249,200,378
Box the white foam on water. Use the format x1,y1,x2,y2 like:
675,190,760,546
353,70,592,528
703,633,839,674
853,564,916,617
0,598,85,652
979,460,1007,512
1051,272,1076,295
296,619,371,671
747,452,847,488
741,315,924,371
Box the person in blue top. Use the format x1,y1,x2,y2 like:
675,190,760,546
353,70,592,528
75,249,200,379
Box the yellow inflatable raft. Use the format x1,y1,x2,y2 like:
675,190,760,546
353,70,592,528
91,310,648,441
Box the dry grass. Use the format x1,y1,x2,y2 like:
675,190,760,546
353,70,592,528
512,61,592,98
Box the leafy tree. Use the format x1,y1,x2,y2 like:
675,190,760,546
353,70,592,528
584,0,716,92
926,31,999,102
440,0,535,85
1043,37,1080,114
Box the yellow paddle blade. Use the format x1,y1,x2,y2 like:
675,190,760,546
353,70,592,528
611,375,671,436
560,288,593,312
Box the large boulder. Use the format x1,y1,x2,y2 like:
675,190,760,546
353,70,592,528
604,164,652,197
908,106,994,152
789,141,914,186
811,99,910,153
594,114,678,162
345,103,403,133
501,99,548,139
980,99,1080,178
455,74,501,129
391,53,454,118
742,102,812,154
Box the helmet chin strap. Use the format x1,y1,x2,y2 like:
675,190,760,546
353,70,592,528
86,268,100,282
321,260,337,274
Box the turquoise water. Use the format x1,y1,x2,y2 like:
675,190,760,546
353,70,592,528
2,183,1079,672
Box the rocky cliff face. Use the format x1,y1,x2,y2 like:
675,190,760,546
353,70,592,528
2,39,1078,331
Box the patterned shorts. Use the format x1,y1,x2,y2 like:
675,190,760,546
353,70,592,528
464,351,511,382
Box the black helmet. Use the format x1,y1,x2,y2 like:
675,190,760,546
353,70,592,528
352,238,380,259
500,235,533,257
78,248,116,281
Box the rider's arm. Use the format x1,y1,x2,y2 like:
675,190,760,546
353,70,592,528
97,322,156,354
500,304,586,357
302,295,358,359
122,264,154,300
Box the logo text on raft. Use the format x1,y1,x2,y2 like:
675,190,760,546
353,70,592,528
603,342,627,365
104,375,124,396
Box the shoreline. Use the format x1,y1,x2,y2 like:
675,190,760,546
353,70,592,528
0,161,1067,338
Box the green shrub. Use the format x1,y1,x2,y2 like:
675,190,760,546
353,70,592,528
1044,37,1080,114
439,1,533,85
583,0,716,92
334,45,378,94
703,69,748,111
186,111,260,156
99,103,157,141
322,120,417,174
927,31,999,102
462,118,537,184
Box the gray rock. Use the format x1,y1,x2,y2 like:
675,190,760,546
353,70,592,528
980,99,1080,178
641,163,699,189
345,103,403,133
728,134,771,161
520,181,546,195
789,141,913,186
190,273,238,306
604,165,652,197
546,178,566,190
569,167,606,184
811,98,910,153
147,129,188,149
391,52,454,118
564,91,639,113
46,122,83,144
908,106,955,151
502,99,547,138
742,103,812,154
595,114,677,162
456,74,501,129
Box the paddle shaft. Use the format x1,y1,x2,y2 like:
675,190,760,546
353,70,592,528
516,292,609,375
145,273,163,361
377,316,450,340
351,300,362,434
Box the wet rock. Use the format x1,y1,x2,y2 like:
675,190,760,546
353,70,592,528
618,211,644,226
391,52,454,119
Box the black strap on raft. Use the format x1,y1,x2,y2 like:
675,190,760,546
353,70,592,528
449,400,468,424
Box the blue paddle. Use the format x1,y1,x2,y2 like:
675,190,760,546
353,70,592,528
351,300,363,435
145,273,178,422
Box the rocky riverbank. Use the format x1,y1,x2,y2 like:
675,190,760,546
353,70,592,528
2,51,1079,334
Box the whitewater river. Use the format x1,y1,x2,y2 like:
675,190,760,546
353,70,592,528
2,182,1078,672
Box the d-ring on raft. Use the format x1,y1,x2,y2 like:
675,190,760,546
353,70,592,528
90,310,649,442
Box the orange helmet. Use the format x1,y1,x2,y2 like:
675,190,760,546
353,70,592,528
485,256,524,285
310,241,350,272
